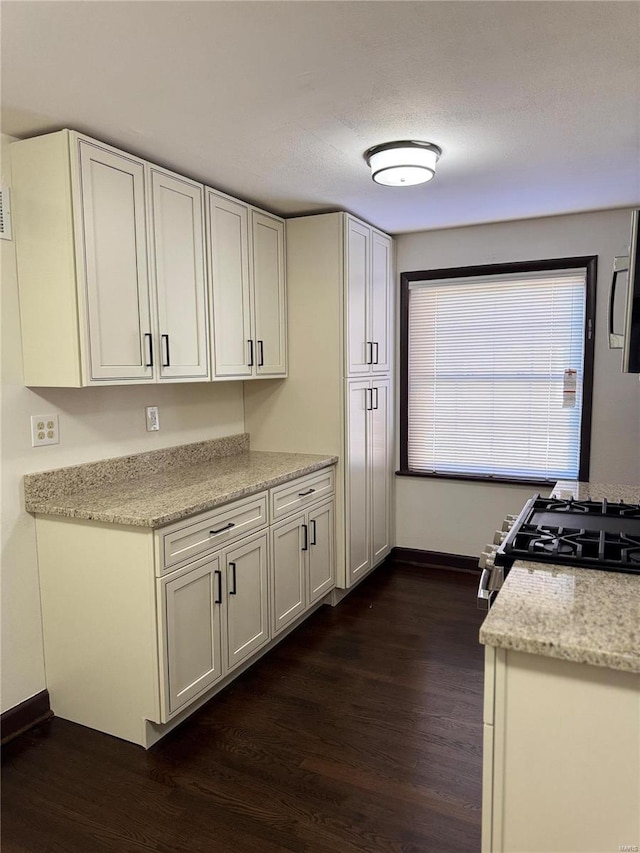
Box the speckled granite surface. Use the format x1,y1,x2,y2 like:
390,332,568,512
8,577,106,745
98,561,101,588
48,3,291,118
24,435,337,528
480,481,640,674
552,480,640,503
480,561,640,673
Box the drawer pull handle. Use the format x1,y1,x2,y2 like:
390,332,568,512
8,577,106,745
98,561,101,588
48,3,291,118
298,488,316,497
229,562,237,595
214,569,222,604
209,522,236,536
301,524,308,551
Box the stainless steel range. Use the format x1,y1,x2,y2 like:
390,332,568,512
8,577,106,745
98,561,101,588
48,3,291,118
477,494,640,609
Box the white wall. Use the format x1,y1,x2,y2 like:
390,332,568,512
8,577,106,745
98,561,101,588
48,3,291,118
395,209,640,556
0,135,245,713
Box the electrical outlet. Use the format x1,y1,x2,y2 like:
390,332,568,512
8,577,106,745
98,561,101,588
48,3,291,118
145,406,160,431
31,414,59,447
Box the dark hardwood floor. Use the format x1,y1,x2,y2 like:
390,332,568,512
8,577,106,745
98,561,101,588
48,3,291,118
2,562,485,853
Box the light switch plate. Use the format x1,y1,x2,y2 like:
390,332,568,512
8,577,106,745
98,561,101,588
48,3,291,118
31,414,59,446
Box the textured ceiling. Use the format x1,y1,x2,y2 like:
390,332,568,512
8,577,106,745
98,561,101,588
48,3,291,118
1,1,639,234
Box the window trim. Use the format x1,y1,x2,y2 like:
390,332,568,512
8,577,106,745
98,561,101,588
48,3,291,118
398,256,597,485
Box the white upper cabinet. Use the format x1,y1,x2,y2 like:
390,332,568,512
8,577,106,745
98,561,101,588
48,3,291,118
148,167,209,381
78,140,153,382
345,216,393,377
252,211,287,376
346,218,370,375
206,190,253,378
370,230,392,375
207,190,287,380
12,130,211,386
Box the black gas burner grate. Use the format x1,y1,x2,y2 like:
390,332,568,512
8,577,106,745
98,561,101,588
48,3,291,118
496,495,640,575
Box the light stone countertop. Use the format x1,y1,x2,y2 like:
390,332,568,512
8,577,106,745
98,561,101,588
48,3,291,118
24,434,338,528
480,481,640,674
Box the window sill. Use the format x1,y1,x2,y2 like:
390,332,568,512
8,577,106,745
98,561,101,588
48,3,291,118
395,469,557,487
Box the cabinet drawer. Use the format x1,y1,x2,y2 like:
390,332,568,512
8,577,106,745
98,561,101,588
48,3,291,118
270,467,335,523
159,492,268,573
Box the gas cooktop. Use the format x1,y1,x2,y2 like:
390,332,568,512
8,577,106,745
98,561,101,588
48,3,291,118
495,495,640,575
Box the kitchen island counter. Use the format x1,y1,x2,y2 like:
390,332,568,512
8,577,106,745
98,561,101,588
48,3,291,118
479,561,640,673
24,433,337,528
479,480,640,674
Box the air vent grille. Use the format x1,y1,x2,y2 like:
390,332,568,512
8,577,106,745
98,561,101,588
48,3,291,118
0,184,12,240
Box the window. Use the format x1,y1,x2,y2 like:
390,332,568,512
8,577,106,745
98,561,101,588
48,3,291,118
399,258,596,484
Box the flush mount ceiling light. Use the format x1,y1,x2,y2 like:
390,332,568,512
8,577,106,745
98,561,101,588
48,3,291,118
364,140,442,187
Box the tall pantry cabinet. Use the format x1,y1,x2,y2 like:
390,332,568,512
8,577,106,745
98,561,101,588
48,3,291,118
243,213,394,589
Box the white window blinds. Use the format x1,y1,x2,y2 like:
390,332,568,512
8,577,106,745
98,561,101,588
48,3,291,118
407,269,587,481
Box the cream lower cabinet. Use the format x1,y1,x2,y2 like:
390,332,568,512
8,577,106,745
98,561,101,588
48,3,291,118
159,530,269,721
270,497,336,636
35,466,336,748
346,378,392,584
160,553,225,717
482,646,640,853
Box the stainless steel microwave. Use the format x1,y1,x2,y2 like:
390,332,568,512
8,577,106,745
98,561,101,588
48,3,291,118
609,208,640,373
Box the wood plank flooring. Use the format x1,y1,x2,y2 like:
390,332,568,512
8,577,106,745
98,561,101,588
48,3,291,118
2,562,485,853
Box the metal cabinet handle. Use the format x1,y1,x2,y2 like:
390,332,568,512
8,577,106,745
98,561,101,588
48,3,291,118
228,562,237,595
477,568,496,611
365,388,373,410
298,488,315,497
374,341,379,364
608,258,628,349
373,386,379,410
214,569,222,604
366,341,373,364
161,334,171,367
144,333,154,368
209,522,235,536
301,524,308,551
310,519,317,546
257,340,264,367
248,339,254,367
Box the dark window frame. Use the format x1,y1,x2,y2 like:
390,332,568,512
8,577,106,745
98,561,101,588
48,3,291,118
398,256,597,485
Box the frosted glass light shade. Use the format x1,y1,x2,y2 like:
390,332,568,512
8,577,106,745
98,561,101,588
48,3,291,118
365,141,442,186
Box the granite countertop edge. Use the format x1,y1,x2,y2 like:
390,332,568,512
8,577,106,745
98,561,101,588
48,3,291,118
26,454,339,529
479,624,639,674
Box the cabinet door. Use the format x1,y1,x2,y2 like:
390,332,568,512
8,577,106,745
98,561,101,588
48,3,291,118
251,211,287,376
345,217,371,376
224,532,269,672
308,498,336,604
160,554,224,719
149,168,209,380
270,514,306,635
207,190,253,378
370,379,392,565
370,231,392,375
346,379,371,581
78,139,153,381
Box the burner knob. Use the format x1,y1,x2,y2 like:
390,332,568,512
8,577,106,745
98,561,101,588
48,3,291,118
501,514,518,532
493,530,507,545
479,548,496,569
